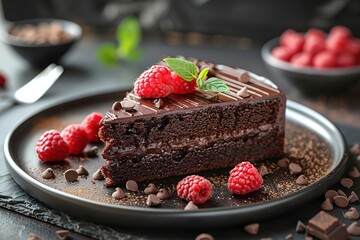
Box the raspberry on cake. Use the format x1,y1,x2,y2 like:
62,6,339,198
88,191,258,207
99,57,286,186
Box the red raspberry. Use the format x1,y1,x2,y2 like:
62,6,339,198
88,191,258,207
345,39,360,56
61,124,88,155
0,72,6,88
330,25,352,39
134,65,174,98
282,33,305,54
290,52,312,67
81,112,104,142
171,72,196,94
326,35,347,54
228,162,263,195
306,28,326,40
313,51,336,68
271,46,293,62
303,34,325,56
279,29,296,46
176,175,212,204
336,52,357,67
36,130,69,162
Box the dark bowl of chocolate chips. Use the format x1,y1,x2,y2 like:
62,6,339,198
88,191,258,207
1,18,82,67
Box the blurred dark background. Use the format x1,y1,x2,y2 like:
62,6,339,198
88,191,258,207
2,0,360,43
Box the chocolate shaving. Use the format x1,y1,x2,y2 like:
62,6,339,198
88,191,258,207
112,187,126,200
156,188,170,200
76,165,89,176
41,168,55,179
63,169,78,182
296,221,306,233
154,99,164,109
237,87,250,98
195,233,214,240
348,166,360,178
325,189,338,203
237,70,250,83
320,198,333,211
92,169,105,180
146,194,161,207
125,180,139,192
144,183,158,194
350,144,360,155
184,201,199,211
344,207,359,220
347,222,360,236
333,195,348,208
296,175,308,185
244,223,259,235
55,229,70,240
120,100,136,111
112,101,122,111
340,178,353,189
289,163,302,175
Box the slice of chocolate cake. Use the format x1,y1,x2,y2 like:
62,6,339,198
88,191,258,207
99,59,286,186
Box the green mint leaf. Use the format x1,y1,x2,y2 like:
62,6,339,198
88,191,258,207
202,77,230,93
198,67,209,80
117,16,141,57
196,78,205,89
96,43,118,65
123,48,142,61
164,58,198,81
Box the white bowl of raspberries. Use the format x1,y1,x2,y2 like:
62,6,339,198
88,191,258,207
261,25,360,95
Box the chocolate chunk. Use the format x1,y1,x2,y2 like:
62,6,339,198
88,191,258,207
348,191,359,203
112,101,122,111
340,178,353,189
154,99,164,109
258,165,269,177
289,163,302,175
195,233,214,240
146,194,161,206
121,100,136,111
337,190,347,197
184,201,199,211
348,166,360,178
237,70,250,83
296,220,306,233
334,195,348,208
325,189,338,203
306,211,349,240
156,188,170,200
244,223,259,235
76,165,89,176
42,168,55,179
126,180,139,192
84,146,98,157
277,158,290,168
64,169,78,182
112,187,126,199
237,87,250,98
284,233,293,239
344,207,359,220
350,144,360,155
296,175,308,185
320,198,333,211
144,183,158,194
27,233,41,240
55,229,69,240
92,169,105,180
347,222,360,236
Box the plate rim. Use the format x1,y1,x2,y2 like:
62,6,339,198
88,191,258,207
3,90,349,227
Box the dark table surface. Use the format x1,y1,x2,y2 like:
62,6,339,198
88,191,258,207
1,33,360,240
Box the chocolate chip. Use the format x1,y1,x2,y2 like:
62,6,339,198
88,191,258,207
348,166,360,178
156,188,170,200
350,144,360,155
112,101,122,111
184,201,199,211
42,168,55,179
344,207,359,220
195,233,214,240
340,178,353,189
320,198,333,211
289,163,302,175
76,165,89,176
237,70,250,83
325,189,338,202
146,194,161,206
154,99,164,109
121,100,136,111
334,195,348,208
55,229,69,240
347,222,360,236
348,191,359,203
237,87,250,98
244,223,259,235
296,220,306,233
112,187,126,200
126,180,138,192
85,146,98,157
144,183,158,194
92,169,104,180
296,175,308,185
63,169,78,182
338,189,347,197
284,233,293,239
27,233,41,240
277,158,290,168
258,165,269,177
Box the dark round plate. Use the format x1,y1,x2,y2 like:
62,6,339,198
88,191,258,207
4,90,348,228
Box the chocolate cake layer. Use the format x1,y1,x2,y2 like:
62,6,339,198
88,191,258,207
99,59,286,186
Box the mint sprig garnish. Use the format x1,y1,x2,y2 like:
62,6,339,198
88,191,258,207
164,58,230,93
97,16,142,65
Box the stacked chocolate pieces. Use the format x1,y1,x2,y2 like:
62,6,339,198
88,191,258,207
99,59,286,186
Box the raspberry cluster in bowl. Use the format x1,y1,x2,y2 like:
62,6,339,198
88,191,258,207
271,26,360,69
